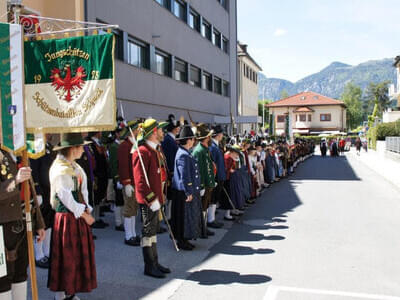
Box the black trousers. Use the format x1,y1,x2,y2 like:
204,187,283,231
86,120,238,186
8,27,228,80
0,221,28,293
140,204,159,238
170,190,185,241
211,180,224,205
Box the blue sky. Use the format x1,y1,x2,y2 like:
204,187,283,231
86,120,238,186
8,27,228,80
237,0,400,82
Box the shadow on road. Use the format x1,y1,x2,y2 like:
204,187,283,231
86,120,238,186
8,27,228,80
187,269,272,285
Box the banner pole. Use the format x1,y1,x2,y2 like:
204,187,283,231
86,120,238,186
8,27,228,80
14,6,39,300
22,151,39,300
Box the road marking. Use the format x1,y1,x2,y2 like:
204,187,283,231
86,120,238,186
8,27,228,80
264,285,400,300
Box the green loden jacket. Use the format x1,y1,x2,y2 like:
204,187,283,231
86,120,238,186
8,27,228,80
192,143,215,189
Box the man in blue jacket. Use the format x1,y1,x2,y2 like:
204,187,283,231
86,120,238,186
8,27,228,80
161,114,180,220
171,126,202,250
208,125,226,228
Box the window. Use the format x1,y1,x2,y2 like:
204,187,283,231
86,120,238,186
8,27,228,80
214,76,222,94
296,115,298,121
222,37,229,53
155,50,169,76
212,29,221,48
202,71,212,91
320,114,331,121
189,65,201,87
113,30,123,60
243,64,246,76
127,38,148,68
299,114,306,122
277,115,285,123
255,73,258,84
221,0,228,9
189,9,200,32
308,115,312,122
174,58,187,82
155,0,168,8
223,81,229,96
174,0,186,21
201,19,212,40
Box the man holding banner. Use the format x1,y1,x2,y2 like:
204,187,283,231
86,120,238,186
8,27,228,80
0,148,45,300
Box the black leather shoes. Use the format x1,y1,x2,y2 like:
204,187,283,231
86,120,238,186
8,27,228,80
207,221,223,229
125,236,141,246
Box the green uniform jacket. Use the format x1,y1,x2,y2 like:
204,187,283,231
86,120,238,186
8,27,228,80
192,143,215,189
107,141,120,181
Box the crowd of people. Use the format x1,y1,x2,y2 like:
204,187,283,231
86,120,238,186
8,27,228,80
0,115,315,300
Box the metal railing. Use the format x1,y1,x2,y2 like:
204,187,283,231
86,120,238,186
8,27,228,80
386,137,400,154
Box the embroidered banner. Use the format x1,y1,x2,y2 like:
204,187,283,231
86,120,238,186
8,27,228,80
24,34,116,133
0,23,26,153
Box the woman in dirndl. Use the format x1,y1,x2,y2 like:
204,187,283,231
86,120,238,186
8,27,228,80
48,133,97,300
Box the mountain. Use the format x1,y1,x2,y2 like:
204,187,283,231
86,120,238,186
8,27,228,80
259,58,397,100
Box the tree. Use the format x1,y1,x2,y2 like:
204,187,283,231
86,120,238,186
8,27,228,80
364,81,391,117
341,82,363,130
258,99,271,129
280,89,289,99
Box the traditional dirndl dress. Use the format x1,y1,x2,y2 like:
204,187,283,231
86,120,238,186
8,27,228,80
48,157,97,295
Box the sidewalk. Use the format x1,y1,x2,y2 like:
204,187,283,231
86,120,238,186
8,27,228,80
346,147,400,190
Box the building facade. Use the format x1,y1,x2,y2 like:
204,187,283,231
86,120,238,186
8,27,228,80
86,0,237,124
237,42,262,134
3,0,237,125
267,91,347,136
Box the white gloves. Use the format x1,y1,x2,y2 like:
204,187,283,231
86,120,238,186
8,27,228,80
36,195,43,206
200,189,205,197
124,184,134,197
150,199,161,212
116,181,123,190
214,182,218,188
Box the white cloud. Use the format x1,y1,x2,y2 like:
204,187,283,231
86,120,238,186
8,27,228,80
273,28,287,37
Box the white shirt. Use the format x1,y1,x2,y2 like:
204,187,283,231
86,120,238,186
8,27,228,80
168,132,176,140
146,140,158,150
212,139,219,146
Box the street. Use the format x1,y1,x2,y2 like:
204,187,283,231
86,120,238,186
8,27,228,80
32,152,400,300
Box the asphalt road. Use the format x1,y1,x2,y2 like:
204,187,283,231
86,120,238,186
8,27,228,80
31,152,400,300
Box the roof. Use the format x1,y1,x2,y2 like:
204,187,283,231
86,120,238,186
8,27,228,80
293,106,314,112
266,91,345,108
237,42,263,71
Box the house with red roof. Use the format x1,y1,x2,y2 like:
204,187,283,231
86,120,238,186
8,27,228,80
266,91,347,136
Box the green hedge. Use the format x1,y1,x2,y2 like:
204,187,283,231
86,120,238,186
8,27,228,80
367,119,400,150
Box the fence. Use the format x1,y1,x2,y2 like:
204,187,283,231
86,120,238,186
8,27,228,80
386,137,400,154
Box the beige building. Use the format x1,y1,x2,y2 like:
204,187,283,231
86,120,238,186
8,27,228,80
1,0,83,22
267,91,347,136
237,42,262,134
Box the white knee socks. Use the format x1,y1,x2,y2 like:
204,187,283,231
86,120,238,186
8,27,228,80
124,217,133,240
131,216,136,238
43,228,51,258
114,206,123,226
0,291,11,300
54,291,65,300
11,281,27,300
207,204,216,223
34,238,44,261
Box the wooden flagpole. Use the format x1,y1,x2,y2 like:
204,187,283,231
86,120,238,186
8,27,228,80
14,6,39,299
22,151,39,300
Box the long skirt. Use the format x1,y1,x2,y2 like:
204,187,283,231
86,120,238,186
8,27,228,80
231,171,245,209
48,212,97,295
171,189,202,241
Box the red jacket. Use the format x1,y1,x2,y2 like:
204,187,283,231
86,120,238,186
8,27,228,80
132,143,166,206
117,138,134,186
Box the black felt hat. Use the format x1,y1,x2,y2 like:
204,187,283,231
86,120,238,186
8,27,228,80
176,126,196,140
53,133,92,151
166,114,180,132
212,125,224,136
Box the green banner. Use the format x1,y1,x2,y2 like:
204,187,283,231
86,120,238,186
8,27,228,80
24,34,114,84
